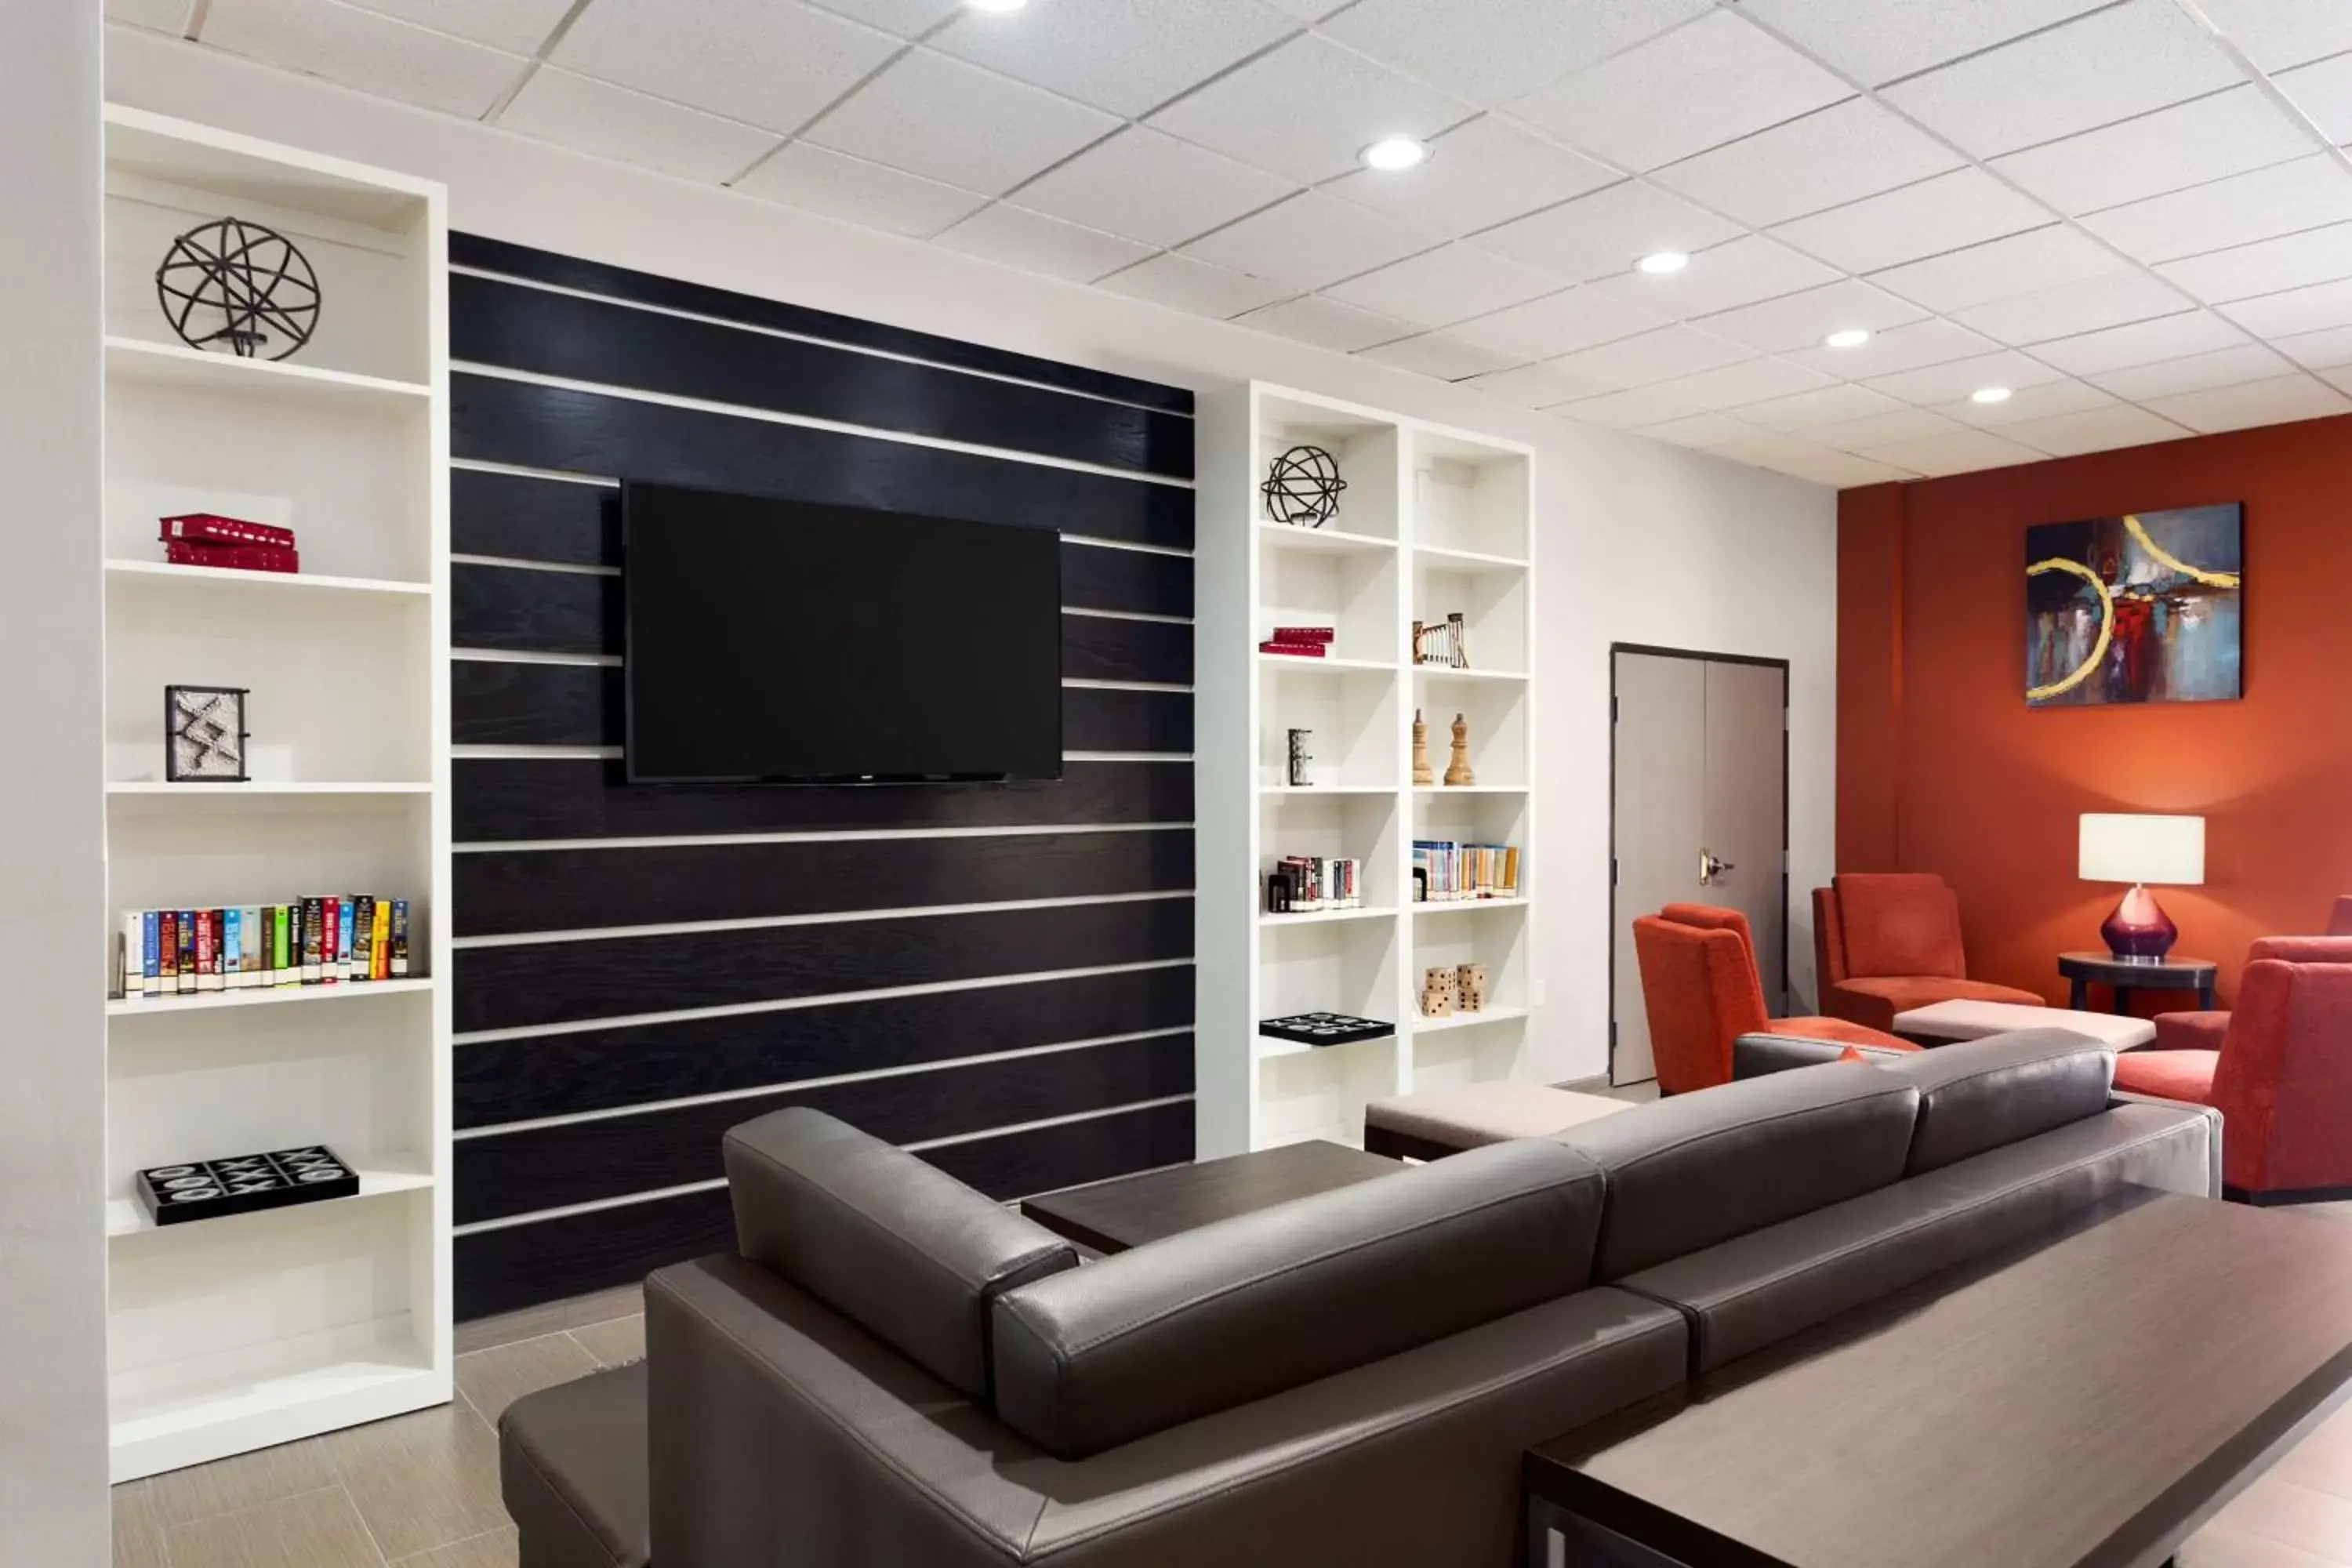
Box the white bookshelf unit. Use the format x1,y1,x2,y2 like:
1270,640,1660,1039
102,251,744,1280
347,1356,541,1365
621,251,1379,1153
1199,385,1536,1159
98,106,452,1480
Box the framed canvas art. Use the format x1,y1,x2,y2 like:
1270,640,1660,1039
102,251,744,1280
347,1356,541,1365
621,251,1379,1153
2024,503,2242,707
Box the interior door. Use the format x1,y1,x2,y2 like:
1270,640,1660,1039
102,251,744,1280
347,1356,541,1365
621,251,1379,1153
1610,650,1788,1087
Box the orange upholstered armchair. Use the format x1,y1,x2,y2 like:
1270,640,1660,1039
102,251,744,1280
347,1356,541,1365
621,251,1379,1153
2114,958,2352,1204
2148,935,2352,1051
1635,903,1915,1095
1812,873,2042,1033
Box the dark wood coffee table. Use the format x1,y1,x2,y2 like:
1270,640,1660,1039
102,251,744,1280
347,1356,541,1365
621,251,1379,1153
2059,949,2218,1012
1021,1139,1401,1254
1525,1192,2352,1568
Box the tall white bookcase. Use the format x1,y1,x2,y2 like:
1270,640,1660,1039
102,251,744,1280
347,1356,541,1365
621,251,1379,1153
98,107,452,1480
1199,384,1536,1160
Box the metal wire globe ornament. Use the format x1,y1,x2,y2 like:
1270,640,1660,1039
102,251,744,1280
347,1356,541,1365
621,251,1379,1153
1261,444,1348,529
155,216,322,361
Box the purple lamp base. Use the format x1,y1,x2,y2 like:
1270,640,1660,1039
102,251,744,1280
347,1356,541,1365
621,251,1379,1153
2101,884,2179,961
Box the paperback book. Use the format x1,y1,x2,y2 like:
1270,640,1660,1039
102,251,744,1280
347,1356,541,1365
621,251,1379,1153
118,895,416,1000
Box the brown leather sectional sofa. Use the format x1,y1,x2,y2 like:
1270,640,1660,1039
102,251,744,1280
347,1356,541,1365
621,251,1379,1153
498,1031,2219,1567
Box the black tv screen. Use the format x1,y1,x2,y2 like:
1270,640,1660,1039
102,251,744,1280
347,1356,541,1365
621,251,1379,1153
623,484,1062,784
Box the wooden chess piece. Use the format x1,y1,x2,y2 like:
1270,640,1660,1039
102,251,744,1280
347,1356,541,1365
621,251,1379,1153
1411,709,1435,786
1443,713,1475,787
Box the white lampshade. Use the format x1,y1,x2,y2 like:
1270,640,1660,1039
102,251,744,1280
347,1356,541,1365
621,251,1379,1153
2079,814,2205,886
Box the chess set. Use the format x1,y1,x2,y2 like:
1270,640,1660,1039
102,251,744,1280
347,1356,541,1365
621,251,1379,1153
1258,1011,1395,1048
136,1145,359,1225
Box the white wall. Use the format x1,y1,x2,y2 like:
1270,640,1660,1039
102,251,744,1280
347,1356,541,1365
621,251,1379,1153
4,2,111,1560
105,27,1837,1083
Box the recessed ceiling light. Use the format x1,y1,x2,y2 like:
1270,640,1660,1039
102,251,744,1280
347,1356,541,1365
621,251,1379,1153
1972,387,2014,405
1635,251,1689,276
1824,328,1872,349
966,0,1026,11
1361,136,1428,172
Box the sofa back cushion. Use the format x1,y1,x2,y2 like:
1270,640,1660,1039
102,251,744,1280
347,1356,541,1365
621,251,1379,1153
1559,1062,1921,1279
989,1138,1603,1458
723,1107,1078,1400
1875,1032,2116,1174
1835,872,1965,979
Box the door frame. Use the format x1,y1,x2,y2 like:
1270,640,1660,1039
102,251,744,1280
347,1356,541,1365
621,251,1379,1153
1608,642,1791,1087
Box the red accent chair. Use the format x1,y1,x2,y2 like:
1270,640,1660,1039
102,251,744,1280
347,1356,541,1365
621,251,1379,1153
2333,897,2352,937
1635,903,1916,1095
1812,873,2043,1033
2113,958,2352,1204
2148,935,2352,1051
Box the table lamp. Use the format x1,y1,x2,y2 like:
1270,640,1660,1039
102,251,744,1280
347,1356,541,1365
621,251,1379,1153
2078,813,2205,960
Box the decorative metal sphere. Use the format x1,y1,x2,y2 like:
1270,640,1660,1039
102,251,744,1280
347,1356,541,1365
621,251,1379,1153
155,216,321,361
1261,444,1348,529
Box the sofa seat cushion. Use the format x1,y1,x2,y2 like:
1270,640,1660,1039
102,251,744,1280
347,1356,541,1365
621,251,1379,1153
2153,1011,2231,1051
2113,1048,2221,1105
1365,1082,1628,1156
1762,1016,1918,1049
1832,976,2045,1030
501,1362,649,1568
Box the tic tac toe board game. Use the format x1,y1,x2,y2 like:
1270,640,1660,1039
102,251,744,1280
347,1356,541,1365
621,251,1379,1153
136,1146,359,1225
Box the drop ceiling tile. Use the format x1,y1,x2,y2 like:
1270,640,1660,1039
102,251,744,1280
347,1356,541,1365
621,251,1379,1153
1862,349,2071,405
1589,234,1842,320
933,205,1154,282
1641,355,1838,412
1867,225,2124,315
1806,408,1970,449
1954,271,2194,347
929,0,1297,118
1934,377,2118,428
1882,1,2242,161
2272,323,2352,370
1991,404,2191,456
806,0,960,38
110,0,189,28
2324,366,2352,394
1769,168,2058,276
1233,295,1415,353
2276,53,2352,144
551,0,898,134
1637,412,1764,448
734,141,985,236
1013,128,1295,249
1321,0,1710,104
1555,387,1721,429
1697,279,1930,354
2159,221,2352,305
2086,343,2296,401
1987,87,2321,216
1325,117,1618,238
1261,0,1349,16
1653,98,1965,229
2084,157,2352,265
499,67,779,181
2220,276,2352,337
201,0,527,117
1735,383,1907,433
1475,181,1744,284
1542,324,1759,390
1715,434,1920,485
2027,309,2251,375
2195,0,2352,71
1324,245,1566,329
1857,428,2046,477
1461,361,1616,409
1507,12,1849,173
343,0,570,52
1094,253,1294,318
804,49,1120,195
1783,317,2002,378
1446,288,1675,359
1356,333,1526,380
1146,35,1472,187
1733,0,2111,89
2142,372,2352,432
1181,191,1443,292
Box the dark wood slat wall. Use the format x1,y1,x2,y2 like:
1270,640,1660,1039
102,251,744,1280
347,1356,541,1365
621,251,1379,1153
446,235,1196,1320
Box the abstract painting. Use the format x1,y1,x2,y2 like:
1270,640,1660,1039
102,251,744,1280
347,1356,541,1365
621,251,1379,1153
2025,503,2242,707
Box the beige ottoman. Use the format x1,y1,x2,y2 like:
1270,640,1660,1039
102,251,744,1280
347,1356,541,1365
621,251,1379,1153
1893,998,2156,1051
1364,1081,1630,1161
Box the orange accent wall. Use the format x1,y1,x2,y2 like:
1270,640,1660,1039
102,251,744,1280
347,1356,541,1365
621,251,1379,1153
1836,413,2352,1012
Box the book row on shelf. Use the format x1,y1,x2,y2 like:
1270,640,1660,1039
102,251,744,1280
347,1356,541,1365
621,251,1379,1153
114,895,414,1000
1266,855,1364,914
1414,841,1520,902
1259,624,1335,658
159,511,302,574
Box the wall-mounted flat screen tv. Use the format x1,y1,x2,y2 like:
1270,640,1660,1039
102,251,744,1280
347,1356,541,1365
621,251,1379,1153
623,483,1062,784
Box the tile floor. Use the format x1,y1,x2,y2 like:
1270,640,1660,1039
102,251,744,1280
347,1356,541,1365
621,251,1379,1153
111,1218,2352,1567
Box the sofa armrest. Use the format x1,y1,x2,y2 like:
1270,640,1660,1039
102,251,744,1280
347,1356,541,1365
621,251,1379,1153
2107,1092,2224,1197
647,1254,1687,1567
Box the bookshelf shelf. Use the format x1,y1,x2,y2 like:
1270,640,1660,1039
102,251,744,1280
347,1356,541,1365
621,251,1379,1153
1203,384,1536,1156
97,104,451,1482
1409,1005,1533,1036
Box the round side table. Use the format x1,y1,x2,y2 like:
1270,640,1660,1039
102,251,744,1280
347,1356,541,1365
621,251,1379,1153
2056,950,2217,1014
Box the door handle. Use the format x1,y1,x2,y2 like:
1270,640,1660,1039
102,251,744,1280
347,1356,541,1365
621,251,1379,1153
1700,850,1735,883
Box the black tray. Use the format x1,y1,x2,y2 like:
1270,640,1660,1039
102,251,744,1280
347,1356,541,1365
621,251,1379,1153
1259,1011,1395,1047
136,1145,359,1225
